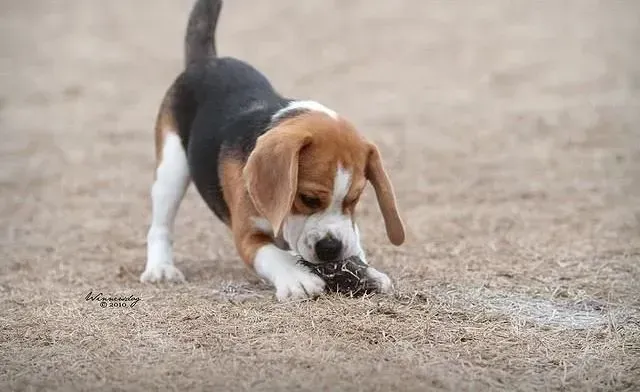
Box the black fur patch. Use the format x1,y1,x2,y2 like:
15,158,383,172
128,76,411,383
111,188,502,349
268,107,310,129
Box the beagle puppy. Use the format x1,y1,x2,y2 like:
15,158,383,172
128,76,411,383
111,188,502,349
141,0,405,301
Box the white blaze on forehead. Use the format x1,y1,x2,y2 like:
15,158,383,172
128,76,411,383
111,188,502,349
282,165,358,263
330,165,352,212
272,100,338,121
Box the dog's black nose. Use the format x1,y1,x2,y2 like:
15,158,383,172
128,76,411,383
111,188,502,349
315,235,343,262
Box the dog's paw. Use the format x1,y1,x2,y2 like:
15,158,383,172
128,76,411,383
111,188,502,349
365,267,393,294
254,244,327,301
274,267,326,302
140,263,185,283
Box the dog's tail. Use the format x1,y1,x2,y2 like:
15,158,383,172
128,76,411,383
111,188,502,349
184,0,223,67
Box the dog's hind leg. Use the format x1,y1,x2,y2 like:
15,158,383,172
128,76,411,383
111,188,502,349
141,89,191,283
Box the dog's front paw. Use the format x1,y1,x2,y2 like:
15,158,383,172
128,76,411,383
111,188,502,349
365,267,393,294
140,263,185,283
274,267,326,302
254,244,327,301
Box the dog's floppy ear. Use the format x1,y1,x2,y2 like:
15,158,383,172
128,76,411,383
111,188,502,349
365,143,405,245
243,125,312,237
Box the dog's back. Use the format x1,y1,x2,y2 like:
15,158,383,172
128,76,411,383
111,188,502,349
171,0,290,222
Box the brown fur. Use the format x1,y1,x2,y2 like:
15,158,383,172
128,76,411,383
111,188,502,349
220,158,273,265
234,112,404,267
153,84,179,168
243,123,312,238
366,144,405,245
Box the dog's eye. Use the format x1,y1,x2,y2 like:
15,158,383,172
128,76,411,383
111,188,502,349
299,194,322,209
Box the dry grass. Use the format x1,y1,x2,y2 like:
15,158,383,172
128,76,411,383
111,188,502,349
1,0,639,391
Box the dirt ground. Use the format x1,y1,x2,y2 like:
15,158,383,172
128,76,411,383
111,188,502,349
1,0,639,391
